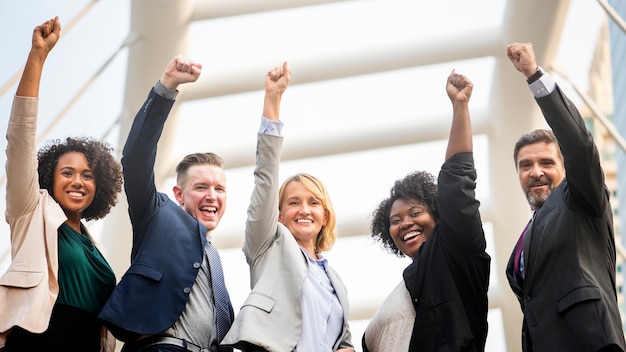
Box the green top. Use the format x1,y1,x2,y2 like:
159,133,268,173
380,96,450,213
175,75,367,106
56,223,116,315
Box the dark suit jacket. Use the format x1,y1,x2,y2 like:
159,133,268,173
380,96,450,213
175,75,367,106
506,86,626,351
99,88,210,342
407,153,490,352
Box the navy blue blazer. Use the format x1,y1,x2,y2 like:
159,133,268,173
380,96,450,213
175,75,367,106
99,88,210,342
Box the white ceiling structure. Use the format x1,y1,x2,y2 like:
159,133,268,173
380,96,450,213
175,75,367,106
0,1,614,351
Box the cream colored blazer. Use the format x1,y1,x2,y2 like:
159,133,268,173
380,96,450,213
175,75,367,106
222,133,353,351
0,96,114,351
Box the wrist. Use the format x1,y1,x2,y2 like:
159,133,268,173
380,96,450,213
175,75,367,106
28,49,49,63
526,66,544,84
159,77,178,91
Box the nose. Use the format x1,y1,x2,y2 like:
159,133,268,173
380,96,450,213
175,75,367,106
205,188,217,201
71,174,83,187
298,203,311,214
529,163,544,178
400,218,412,230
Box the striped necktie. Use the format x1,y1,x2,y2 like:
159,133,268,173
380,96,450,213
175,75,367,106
513,211,536,282
513,219,531,282
205,241,234,351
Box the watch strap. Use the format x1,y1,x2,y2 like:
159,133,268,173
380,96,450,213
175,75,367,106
526,66,544,84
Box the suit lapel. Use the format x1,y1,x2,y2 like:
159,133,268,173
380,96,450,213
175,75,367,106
326,267,349,349
327,268,349,312
44,193,67,275
403,239,430,303
506,251,523,298
522,210,540,283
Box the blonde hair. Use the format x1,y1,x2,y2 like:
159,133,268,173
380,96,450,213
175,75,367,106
278,173,337,253
175,152,224,187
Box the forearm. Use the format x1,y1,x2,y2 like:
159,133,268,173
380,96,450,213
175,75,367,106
437,153,484,251
243,133,283,260
122,88,174,210
16,49,48,98
445,101,472,160
263,91,282,121
537,87,606,210
122,88,174,163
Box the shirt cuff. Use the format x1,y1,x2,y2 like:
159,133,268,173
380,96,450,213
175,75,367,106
259,116,284,136
154,80,179,100
528,71,556,98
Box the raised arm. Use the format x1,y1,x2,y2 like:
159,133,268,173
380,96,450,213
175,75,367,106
6,17,61,219
444,70,473,160
16,17,61,98
438,71,484,252
243,62,290,264
507,42,606,215
122,55,202,225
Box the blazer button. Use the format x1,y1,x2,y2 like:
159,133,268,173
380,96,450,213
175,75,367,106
193,262,201,269
183,287,191,294
523,296,530,303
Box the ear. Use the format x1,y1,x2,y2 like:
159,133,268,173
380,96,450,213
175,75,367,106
278,210,284,224
323,209,329,226
173,185,184,206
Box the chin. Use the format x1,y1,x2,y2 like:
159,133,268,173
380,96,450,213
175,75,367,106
405,249,419,258
406,243,421,254
527,194,548,209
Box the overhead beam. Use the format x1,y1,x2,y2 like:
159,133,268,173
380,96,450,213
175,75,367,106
191,0,354,20
157,109,491,186
180,27,502,102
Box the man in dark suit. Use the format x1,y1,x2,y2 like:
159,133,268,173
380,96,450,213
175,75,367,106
505,42,625,352
99,55,234,352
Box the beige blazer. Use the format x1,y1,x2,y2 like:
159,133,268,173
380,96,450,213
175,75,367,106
222,133,353,351
0,96,114,351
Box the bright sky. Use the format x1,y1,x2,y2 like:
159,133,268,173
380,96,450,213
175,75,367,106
0,1,607,351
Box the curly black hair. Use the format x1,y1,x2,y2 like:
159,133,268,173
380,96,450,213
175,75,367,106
370,171,439,257
37,137,123,221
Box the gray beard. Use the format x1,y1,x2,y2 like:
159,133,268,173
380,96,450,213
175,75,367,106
527,190,550,210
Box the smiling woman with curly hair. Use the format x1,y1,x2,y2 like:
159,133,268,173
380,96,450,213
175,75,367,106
370,170,439,258
363,71,490,352
37,136,122,221
0,17,123,352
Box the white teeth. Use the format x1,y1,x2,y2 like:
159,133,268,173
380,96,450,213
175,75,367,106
403,231,419,241
201,206,217,212
297,219,312,223
69,192,83,197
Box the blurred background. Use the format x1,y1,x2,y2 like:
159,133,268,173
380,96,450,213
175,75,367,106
1,1,625,351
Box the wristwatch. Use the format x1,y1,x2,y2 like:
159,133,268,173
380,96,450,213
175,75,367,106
526,66,544,84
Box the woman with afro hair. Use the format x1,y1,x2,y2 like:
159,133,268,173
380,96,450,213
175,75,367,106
363,71,491,352
0,17,122,352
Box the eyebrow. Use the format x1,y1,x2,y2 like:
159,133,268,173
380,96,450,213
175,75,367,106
58,166,93,172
